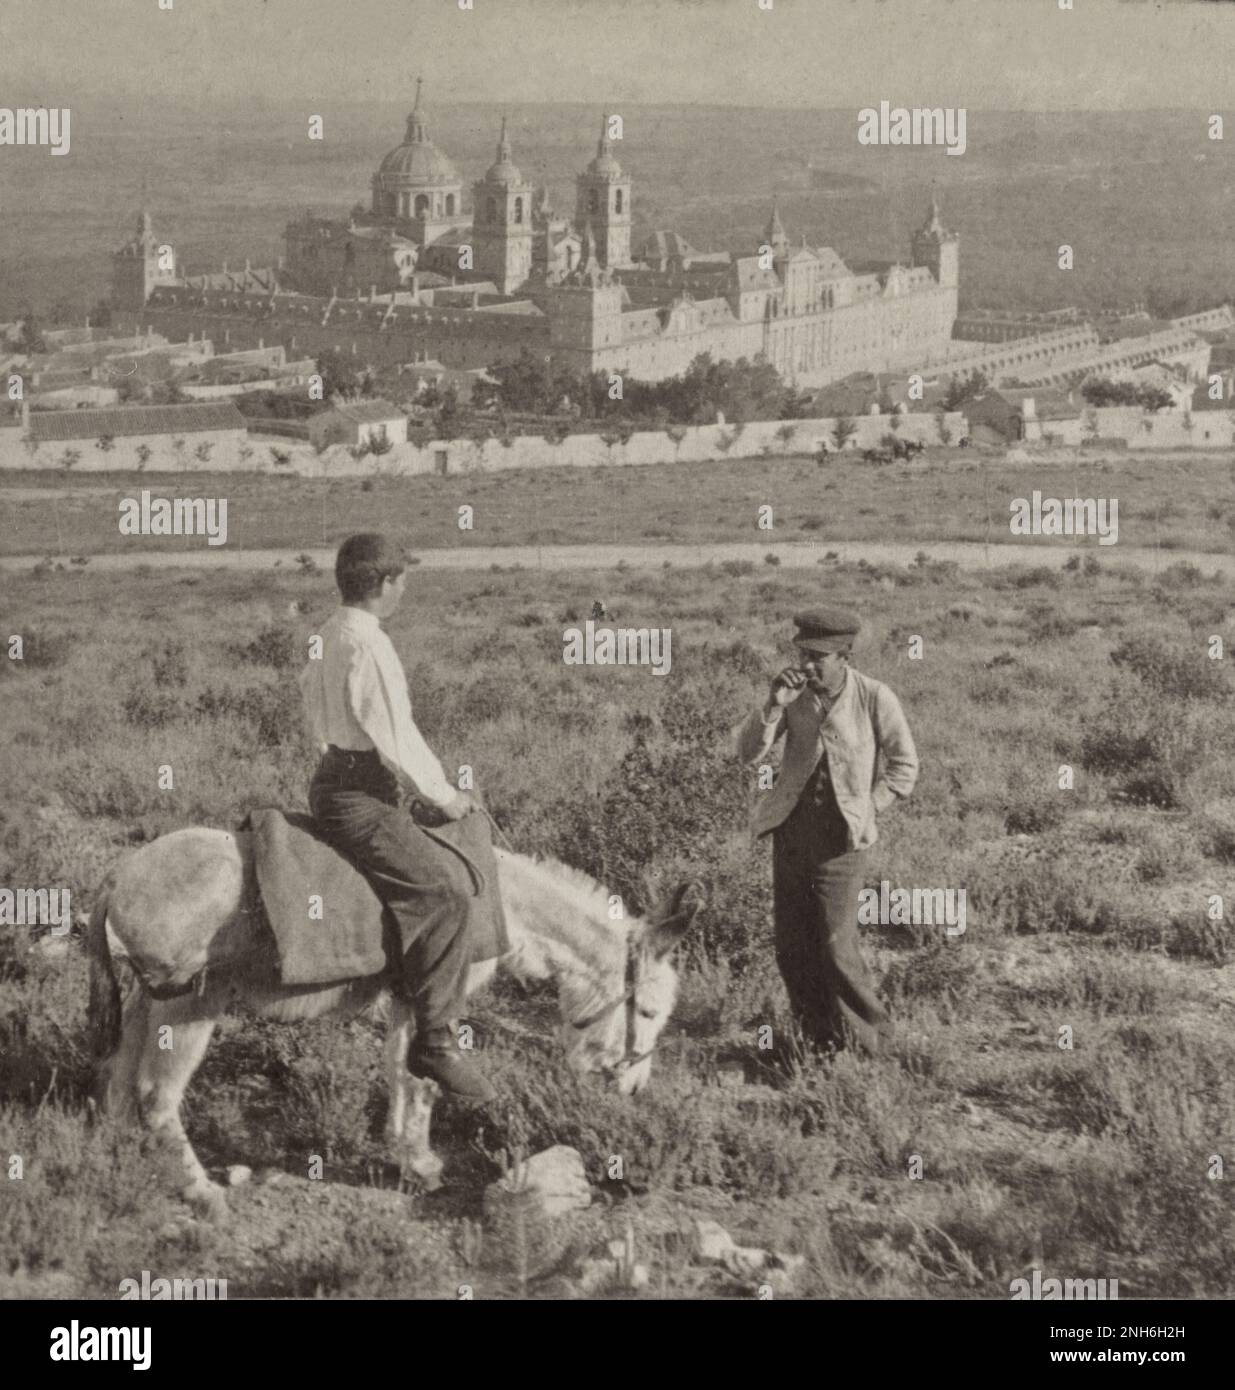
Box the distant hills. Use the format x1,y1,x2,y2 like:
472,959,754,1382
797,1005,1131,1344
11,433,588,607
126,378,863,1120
1,102,1232,322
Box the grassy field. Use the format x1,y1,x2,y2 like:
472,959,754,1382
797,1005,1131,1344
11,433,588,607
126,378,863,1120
3,449,1235,558
2,554,1234,1299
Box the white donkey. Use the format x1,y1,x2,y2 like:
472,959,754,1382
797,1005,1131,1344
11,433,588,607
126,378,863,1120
88,826,700,1210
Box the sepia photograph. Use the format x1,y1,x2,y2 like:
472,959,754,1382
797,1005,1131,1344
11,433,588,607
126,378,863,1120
1,0,1233,1342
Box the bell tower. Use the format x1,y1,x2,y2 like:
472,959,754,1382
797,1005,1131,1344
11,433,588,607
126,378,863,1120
574,114,632,270
471,118,535,295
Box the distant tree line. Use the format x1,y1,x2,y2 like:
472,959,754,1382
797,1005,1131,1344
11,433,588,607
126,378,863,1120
942,368,989,410
1080,377,1175,412
475,350,814,425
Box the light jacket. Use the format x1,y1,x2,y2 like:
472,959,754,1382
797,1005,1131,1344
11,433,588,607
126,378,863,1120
734,666,919,851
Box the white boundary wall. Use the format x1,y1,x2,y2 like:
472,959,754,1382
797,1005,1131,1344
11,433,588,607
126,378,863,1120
0,412,967,476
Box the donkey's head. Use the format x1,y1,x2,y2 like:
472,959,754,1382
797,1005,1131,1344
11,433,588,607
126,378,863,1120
562,880,703,1096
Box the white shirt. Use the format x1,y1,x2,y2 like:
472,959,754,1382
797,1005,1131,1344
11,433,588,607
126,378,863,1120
299,606,461,811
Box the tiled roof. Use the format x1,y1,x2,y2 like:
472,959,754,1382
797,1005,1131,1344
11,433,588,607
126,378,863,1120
732,257,780,292
984,387,1082,420
27,401,247,442
320,399,403,425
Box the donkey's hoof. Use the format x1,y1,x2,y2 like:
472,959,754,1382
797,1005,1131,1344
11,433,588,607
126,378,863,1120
183,1180,228,1219
400,1153,445,1192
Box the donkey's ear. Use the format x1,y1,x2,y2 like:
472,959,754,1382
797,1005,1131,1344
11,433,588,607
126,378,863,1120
647,880,705,959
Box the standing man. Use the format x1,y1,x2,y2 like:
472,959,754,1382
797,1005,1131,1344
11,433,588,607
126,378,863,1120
735,609,919,1055
300,532,495,1102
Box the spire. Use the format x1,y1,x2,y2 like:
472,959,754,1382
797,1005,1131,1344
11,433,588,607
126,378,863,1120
597,112,611,158
496,114,512,164
921,187,945,237
405,77,428,144
764,199,787,251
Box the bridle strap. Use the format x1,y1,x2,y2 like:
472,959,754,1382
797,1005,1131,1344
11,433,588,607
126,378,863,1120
570,945,650,1069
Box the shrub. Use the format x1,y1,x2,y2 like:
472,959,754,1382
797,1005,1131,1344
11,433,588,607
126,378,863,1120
151,640,189,688
8,627,75,669
1080,703,1203,809
236,623,298,671
196,680,300,747
1109,634,1229,702
1003,797,1066,836
122,685,183,729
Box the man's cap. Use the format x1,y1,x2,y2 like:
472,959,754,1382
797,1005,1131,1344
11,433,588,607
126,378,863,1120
793,607,861,653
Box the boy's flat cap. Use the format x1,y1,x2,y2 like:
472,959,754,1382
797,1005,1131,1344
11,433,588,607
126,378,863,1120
793,608,862,652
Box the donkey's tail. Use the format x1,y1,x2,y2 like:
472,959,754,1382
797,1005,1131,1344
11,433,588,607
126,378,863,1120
86,883,122,1072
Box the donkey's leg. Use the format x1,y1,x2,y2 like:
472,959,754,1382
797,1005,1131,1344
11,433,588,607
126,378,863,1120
135,998,220,1210
382,995,414,1150
101,985,152,1120
383,996,443,1190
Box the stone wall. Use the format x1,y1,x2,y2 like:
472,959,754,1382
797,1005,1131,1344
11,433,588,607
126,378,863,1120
0,412,966,477
0,428,252,473
1091,407,1235,449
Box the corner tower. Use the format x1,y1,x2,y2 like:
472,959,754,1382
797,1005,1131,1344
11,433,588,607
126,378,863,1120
574,114,632,270
112,210,177,310
911,192,959,289
544,222,625,373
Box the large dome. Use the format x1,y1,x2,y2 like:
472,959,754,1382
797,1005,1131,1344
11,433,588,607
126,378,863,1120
375,82,461,190
378,139,460,186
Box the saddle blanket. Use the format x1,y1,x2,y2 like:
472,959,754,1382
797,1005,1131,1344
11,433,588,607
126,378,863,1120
243,808,511,988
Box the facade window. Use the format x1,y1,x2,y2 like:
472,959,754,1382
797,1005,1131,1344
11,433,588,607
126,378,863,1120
514,197,523,224
588,189,599,216
487,198,498,223
415,194,430,218
615,189,623,214
445,194,456,216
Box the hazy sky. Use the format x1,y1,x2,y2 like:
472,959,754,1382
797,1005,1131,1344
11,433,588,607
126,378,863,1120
4,0,1233,111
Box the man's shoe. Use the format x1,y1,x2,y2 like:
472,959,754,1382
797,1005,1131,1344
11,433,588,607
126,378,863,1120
408,1028,496,1104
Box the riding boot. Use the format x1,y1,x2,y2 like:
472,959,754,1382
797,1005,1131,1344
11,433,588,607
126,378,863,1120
408,1023,497,1103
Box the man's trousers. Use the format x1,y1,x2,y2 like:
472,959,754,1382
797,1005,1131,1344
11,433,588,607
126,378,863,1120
770,773,889,1054
309,746,470,1034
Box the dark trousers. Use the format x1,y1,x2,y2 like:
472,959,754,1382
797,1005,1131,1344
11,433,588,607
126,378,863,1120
309,747,469,1035
771,771,889,1054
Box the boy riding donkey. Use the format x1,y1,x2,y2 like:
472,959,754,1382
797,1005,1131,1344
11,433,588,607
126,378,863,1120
299,533,497,1102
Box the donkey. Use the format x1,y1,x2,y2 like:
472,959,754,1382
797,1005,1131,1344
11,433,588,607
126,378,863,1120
88,825,700,1210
